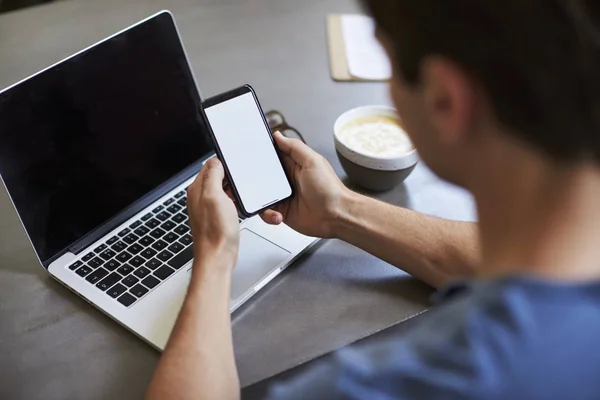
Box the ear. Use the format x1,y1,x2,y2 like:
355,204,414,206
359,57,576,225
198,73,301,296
420,56,477,145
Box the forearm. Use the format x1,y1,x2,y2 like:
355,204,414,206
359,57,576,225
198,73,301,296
334,191,479,289
146,259,240,400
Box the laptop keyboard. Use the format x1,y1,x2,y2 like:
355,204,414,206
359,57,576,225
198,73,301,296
66,190,194,307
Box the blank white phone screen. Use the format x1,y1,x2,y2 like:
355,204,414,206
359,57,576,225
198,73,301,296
204,92,292,214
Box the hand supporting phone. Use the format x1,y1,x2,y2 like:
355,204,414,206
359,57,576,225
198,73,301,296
201,85,294,218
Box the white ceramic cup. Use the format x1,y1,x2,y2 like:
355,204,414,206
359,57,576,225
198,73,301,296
334,105,419,191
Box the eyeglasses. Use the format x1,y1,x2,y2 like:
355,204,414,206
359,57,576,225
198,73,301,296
265,110,306,144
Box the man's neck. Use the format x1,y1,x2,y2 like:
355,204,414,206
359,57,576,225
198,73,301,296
473,153,600,282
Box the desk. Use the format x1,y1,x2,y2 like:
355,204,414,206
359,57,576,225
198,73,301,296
0,1,476,398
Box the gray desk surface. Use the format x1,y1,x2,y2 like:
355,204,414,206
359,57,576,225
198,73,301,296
0,1,476,398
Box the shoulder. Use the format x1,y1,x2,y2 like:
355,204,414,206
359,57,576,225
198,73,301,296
268,278,600,399
361,278,600,398
268,281,519,400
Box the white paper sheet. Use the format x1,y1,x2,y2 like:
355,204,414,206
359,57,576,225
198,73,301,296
340,14,392,80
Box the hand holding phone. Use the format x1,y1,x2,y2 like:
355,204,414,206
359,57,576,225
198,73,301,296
201,85,293,218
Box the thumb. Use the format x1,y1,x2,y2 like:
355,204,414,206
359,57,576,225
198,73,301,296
202,157,226,194
274,131,314,165
260,209,283,225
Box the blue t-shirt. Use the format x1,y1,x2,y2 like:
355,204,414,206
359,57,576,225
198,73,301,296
268,276,600,399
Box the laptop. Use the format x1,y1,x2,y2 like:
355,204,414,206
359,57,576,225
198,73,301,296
0,11,317,350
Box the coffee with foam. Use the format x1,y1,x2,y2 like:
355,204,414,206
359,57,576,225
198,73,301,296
337,115,413,158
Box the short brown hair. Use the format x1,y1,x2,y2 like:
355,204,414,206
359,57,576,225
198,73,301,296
362,0,600,163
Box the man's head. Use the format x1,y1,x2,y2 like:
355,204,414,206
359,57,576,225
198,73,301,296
361,0,600,187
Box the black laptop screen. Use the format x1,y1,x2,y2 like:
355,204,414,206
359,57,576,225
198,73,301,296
0,12,213,264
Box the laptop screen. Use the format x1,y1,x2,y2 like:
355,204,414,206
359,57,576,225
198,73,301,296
0,12,213,264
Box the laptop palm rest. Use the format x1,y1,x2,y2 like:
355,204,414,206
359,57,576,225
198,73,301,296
230,229,290,301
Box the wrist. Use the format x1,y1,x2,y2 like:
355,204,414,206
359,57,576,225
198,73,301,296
195,251,236,269
330,189,363,239
190,255,234,283
192,244,237,273
194,236,238,258
187,257,233,300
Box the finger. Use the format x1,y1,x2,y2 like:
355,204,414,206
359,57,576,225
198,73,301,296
260,209,283,225
192,154,219,185
188,166,208,198
274,131,314,165
201,157,225,194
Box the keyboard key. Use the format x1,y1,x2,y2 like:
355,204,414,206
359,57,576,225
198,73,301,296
129,256,145,267
111,241,127,252
86,268,108,284
88,257,104,269
106,236,119,245
134,226,150,236
122,275,139,287
156,211,171,221
118,293,136,307
141,213,153,221
184,219,190,227
127,243,143,255
163,198,175,206
145,218,160,229
82,253,94,262
179,234,193,246
99,249,116,261
182,206,188,215
118,228,131,237
175,191,185,198
163,232,179,243
107,283,127,298
123,233,139,245
96,273,121,291
145,258,162,270
157,250,174,262
134,266,151,279
141,248,157,259
167,204,182,214
150,228,166,239
68,261,83,270
154,265,175,280
139,236,155,247
94,244,107,253
168,242,184,254
151,240,168,251
104,260,121,271
168,245,194,270
174,225,190,235
116,251,133,263
130,220,142,229
130,284,149,298
152,205,164,213
75,265,93,277
141,275,160,289
117,264,134,276
172,213,187,224
177,198,187,206
160,220,176,231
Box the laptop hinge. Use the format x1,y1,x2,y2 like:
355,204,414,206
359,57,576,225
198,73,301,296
63,157,207,258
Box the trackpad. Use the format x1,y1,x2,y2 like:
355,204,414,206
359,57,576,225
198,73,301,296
231,229,290,301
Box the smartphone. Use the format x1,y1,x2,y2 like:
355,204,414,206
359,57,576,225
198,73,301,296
201,85,293,218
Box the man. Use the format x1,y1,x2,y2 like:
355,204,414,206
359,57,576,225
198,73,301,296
147,0,600,398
